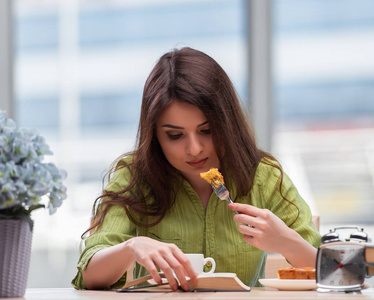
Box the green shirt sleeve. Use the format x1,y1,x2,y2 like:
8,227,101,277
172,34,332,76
71,167,136,290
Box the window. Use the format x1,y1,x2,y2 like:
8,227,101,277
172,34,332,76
14,0,247,287
273,0,374,233
12,0,374,288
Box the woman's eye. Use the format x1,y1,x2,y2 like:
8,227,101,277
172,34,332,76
201,129,211,134
167,133,183,140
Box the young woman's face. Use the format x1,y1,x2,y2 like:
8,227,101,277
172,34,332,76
156,101,220,180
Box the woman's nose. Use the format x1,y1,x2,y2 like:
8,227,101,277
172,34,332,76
186,135,203,156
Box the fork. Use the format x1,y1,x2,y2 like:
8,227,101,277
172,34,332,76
211,180,239,214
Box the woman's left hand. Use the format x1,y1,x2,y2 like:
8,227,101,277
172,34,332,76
228,202,297,254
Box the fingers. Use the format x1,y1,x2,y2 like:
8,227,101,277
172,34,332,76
234,213,254,226
133,240,197,291
231,209,258,229
229,203,274,228
228,203,266,238
152,256,180,291
238,223,258,236
155,250,193,291
228,203,289,253
172,249,199,283
228,203,262,217
136,256,164,286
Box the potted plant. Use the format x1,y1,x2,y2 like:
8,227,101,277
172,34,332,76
0,110,67,297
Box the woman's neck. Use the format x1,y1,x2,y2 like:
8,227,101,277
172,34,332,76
182,173,212,208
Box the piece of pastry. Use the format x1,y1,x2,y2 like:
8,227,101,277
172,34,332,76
200,168,224,188
277,267,315,280
277,267,296,279
303,267,316,279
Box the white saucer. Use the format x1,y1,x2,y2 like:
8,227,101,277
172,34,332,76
259,278,317,291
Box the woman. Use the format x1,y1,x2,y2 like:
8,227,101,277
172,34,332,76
72,47,320,291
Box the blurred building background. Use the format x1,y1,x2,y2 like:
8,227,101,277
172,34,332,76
1,0,373,288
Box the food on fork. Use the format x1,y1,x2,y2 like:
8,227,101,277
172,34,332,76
200,168,224,188
200,167,240,214
277,267,316,280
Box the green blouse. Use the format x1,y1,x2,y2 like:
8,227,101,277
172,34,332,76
71,161,321,290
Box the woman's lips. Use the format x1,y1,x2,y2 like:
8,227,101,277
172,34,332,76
187,158,208,168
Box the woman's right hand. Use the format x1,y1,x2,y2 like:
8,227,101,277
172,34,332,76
124,236,198,291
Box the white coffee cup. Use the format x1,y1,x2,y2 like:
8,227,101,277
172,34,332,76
185,253,216,275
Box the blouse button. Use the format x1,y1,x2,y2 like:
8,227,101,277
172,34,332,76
206,261,212,267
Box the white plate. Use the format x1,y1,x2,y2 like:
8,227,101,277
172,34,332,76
259,278,317,291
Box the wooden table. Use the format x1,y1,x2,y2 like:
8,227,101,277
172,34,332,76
8,288,374,300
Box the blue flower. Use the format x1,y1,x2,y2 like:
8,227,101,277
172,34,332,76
0,110,68,216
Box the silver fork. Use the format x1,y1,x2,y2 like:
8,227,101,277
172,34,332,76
211,180,239,214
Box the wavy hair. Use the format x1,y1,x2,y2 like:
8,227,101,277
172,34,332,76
82,47,299,237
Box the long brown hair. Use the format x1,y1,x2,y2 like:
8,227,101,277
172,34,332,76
82,47,298,238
